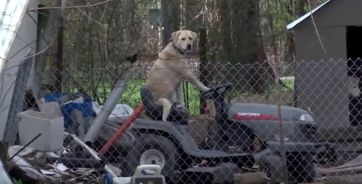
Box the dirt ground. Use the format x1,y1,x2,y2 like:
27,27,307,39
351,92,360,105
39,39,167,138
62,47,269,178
233,173,362,184
318,174,362,184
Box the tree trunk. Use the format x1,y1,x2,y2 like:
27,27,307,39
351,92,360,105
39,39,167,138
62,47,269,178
226,0,268,93
283,0,308,63
230,0,266,63
219,0,232,62
161,0,180,46
295,0,308,16
183,0,202,29
55,0,66,92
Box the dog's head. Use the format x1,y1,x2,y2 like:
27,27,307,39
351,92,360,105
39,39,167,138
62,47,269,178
170,30,198,52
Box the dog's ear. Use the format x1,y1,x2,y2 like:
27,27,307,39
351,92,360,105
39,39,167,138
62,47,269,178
170,31,181,43
191,31,198,40
191,31,198,47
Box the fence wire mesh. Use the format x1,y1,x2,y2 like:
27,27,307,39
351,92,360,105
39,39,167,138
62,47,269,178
4,58,362,183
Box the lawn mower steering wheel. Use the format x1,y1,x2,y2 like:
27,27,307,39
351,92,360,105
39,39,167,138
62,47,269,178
202,83,232,99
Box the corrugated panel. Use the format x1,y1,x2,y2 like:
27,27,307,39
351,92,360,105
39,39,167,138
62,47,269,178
0,0,30,70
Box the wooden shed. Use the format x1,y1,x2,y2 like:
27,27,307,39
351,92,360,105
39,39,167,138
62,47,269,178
287,0,362,139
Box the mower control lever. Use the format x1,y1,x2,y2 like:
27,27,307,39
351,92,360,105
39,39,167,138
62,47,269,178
201,83,232,99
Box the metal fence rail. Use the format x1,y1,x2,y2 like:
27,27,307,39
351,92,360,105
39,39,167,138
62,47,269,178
4,59,362,183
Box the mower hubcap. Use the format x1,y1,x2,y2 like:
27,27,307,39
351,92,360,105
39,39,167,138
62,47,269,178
140,149,166,170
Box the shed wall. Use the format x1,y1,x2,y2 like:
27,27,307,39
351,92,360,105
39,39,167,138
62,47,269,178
295,26,349,130
292,0,360,133
295,25,346,60
310,0,362,27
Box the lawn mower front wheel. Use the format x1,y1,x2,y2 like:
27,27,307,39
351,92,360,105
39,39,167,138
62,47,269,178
124,134,178,179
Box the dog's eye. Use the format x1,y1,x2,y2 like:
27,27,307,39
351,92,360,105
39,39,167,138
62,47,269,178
189,37,192,40
181,37,186,41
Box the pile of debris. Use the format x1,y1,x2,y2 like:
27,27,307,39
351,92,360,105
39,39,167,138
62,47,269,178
1,137,166,184
1,87,134,184
1,139,104,184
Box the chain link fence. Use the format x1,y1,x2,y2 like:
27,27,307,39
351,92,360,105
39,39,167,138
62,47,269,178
4,58,362,183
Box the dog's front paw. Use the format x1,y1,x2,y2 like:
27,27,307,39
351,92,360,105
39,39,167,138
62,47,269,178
176,103,185,108
202,87,210,92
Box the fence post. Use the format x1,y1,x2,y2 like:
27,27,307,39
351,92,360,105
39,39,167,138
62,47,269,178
275,60,289,183
199,28,209,114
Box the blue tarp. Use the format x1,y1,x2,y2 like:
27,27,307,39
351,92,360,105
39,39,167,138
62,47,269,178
43,92,95,129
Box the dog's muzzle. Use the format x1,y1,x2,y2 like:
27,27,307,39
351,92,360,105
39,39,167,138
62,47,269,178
187,44,192,50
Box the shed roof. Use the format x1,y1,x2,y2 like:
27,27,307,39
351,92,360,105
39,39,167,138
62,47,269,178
286,0,331,30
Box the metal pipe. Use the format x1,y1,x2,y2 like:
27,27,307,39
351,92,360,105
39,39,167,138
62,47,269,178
84,80,126,143
98,103,144,156
8,133,42,161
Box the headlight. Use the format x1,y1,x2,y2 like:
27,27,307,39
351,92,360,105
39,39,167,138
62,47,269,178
299,113,314,121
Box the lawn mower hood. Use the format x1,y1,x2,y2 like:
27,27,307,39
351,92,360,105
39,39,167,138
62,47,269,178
227,103,318,152
228,103,313,122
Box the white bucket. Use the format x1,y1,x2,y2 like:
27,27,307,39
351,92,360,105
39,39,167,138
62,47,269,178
38,101,63,117
17,110,64,152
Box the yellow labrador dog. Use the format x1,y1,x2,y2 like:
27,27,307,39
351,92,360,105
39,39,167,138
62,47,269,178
144,30,210,121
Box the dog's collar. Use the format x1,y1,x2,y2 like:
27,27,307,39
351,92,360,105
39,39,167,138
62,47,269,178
172,43,185,55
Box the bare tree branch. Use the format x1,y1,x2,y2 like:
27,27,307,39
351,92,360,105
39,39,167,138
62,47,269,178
307,0,327,55
29,0,114,11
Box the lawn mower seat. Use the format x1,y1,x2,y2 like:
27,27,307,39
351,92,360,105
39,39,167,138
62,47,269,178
140,86,189,124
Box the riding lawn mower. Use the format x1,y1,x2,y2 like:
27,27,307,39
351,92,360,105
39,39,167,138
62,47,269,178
94,82,336,184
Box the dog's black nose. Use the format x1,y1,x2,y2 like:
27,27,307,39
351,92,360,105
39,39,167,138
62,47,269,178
187,44,191,50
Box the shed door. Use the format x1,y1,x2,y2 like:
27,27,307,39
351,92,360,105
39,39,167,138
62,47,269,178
347,26,362,76
347,26,362,126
